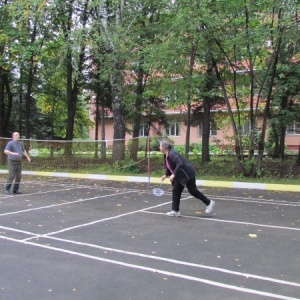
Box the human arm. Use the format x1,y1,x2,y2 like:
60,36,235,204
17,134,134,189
4,149,20,158
23,150,31,162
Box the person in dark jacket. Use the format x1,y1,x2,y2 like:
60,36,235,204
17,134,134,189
160,140,215,217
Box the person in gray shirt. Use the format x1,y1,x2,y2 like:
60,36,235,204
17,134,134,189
4,132,31,195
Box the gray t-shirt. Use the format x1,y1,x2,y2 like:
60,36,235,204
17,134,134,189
4,140,24,161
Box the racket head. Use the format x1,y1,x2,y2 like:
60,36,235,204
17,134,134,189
152,186,164,197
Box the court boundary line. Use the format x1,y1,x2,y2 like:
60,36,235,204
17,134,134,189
41,235,300,288
0,234,298,300
2,225,300,288
1,189,299,299
1,194,299,239
0,190,138,217
142,211,300,232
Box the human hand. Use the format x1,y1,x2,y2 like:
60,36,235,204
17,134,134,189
161,175,166,181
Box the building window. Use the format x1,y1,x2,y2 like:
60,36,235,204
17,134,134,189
168,120,180,136
240,121,250,135
139,123,149,137
286,120,300,135
198,120,217,137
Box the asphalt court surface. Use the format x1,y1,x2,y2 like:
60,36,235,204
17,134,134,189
0,175,299,300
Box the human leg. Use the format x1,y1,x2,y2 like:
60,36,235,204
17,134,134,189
171,178,184,211
12,162,22,193
186,178,210,205
5,160,16,193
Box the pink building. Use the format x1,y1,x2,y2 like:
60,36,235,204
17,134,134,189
89,104,300,151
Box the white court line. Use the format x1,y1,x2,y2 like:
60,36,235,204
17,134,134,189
2,223,300,288
0,190,137,217
43,235,300,288
0,235,298,300
142,211,300,232
208,195,300,207
26,201,173,239
1,195,299,297
19,194,300,240
0,225,38,237
0,186,80,200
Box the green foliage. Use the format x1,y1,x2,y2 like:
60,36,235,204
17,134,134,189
112,158,142,174
150,137,161,151
127,138,146,152
241,158,257,177
174,145,185,155
190,143,231,155
1,0,300,170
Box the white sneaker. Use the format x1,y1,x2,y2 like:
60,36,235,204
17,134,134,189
166,210,181,217
205,200,215,214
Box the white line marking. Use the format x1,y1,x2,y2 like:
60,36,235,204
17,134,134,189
0,235,298,300
0,190,137,217
27,201,172,238
2,225,299,288
0,225,38,237
209,195,300,206
142,211,300,231
42,235,300,288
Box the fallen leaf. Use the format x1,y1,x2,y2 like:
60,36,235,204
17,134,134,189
248,233,257,238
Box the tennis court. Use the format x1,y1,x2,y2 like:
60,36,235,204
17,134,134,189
0,174,300,300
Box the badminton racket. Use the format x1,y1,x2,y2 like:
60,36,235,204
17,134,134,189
152,184,164,197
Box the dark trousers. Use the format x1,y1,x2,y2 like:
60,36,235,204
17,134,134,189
172,177,210,211
5,160,22,192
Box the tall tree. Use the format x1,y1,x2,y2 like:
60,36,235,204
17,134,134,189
94,0,127,162
56,0,90,141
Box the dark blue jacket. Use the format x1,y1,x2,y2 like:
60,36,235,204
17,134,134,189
164,149,196,186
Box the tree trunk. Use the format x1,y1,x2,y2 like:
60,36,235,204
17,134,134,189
0,69,5,137
24,63,35,139
0,71,13,163
185,43,197,157
24,21,38,139
296,142,300,166
202,60,215,163
130,63,144,161
278,96,288,160
185,102,191,158
111,70,126,162
202,97,210,162
65,0,88,147
257,8,283,174
212,58,243,161
65,57,78,141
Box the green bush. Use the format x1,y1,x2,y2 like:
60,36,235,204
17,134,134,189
150,137,161,151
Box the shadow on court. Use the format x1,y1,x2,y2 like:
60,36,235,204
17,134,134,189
0,175,300,300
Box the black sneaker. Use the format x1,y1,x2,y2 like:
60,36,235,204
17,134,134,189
13,191,22,194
